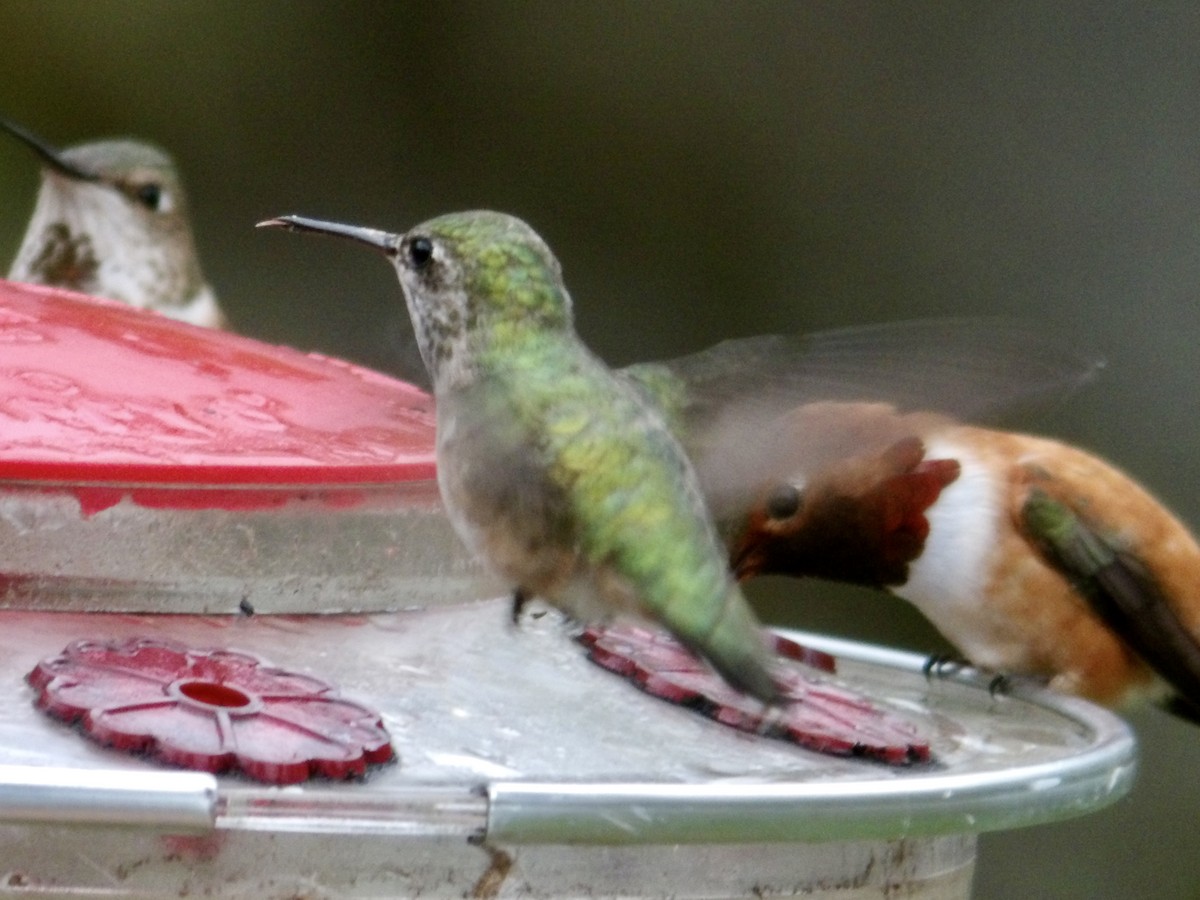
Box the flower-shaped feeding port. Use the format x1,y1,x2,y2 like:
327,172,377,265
580,624,931,765
27,637,394,784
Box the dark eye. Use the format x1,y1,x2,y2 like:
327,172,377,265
407,236,434,269
765,484,802,520
135,183,162,211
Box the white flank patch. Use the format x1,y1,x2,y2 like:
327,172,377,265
890,435,1002,658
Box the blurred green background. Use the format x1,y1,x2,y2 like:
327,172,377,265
1,3,1198,896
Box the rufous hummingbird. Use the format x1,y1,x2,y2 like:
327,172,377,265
1,118,226,328
258,210,783,703
633,358,1200,721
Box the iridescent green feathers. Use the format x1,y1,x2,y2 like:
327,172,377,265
284,209,784,701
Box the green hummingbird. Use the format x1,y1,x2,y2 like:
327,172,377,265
2,118,226,328
258,210,782,703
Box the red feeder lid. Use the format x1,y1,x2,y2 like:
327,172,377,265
0,282,480,614
0,280,436,487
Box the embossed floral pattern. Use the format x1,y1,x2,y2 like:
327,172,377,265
28,637,394,784
580,624,931,765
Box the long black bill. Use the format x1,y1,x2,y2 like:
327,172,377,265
256,215,399,255
0,118,100,183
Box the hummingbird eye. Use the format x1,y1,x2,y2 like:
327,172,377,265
407,236,434,270
134,182,163,212
765,484,803,520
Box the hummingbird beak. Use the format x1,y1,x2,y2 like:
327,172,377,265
256,215,400,256
730,532,763,582
0,118,101,183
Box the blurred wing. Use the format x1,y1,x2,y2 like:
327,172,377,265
621,317,1103,521
623,317,1102,427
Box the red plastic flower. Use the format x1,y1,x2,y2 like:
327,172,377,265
28,637,394,784
580,624,931,765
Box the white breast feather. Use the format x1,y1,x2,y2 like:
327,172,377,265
890,436,1001,657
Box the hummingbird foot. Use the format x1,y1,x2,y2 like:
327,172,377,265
510,587,531,626
508,587,552,627
923,655,1049,704
987,673,1013,698
921,652,974,681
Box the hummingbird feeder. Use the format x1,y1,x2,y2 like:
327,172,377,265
0,279,1137,899
0,279,489,614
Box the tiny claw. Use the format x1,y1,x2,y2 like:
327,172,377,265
987,673,1013,698
922,653,971,681
510,588,541,627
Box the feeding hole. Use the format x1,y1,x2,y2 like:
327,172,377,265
175,680,253,709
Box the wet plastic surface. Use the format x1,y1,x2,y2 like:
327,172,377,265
0,601,1134,897
0,600,1135,840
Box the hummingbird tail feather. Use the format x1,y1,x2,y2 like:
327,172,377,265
685,588,782,704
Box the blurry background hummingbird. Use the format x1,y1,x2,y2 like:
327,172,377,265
1,118,226,329
260,209,783,703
